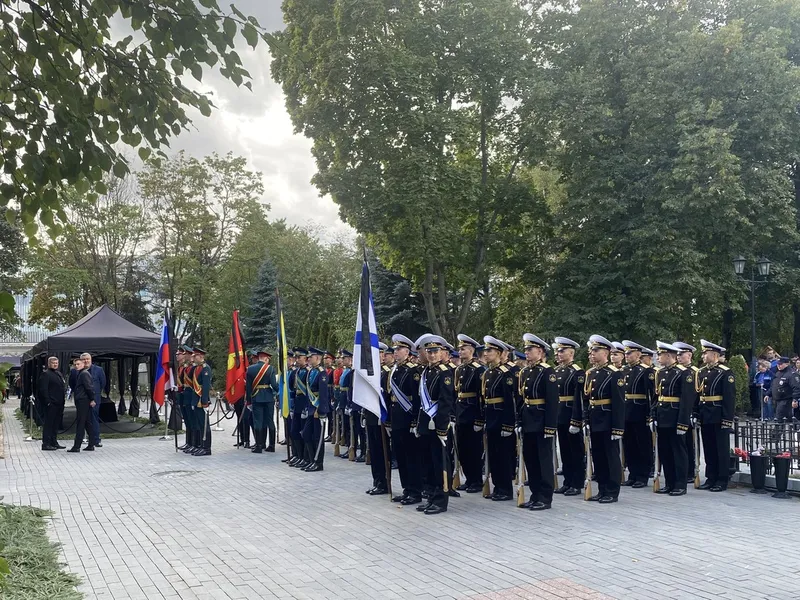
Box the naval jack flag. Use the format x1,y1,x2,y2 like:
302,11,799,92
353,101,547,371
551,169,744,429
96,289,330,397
352,253,386,421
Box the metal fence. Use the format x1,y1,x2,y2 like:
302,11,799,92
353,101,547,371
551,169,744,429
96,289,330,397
737,419,800,474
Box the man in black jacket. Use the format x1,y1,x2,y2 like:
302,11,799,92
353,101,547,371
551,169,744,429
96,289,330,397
38,356,66,451
68,357,97,453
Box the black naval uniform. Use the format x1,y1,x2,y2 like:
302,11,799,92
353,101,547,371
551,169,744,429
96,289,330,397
554,361,585,493
387,358,423,503
685,365,700,481
518,360,559,507
653,364,694,493
346,376,366,461
417,360,455,513
364,364,391,493
572,363,625,501
454,358,485,492
696,363,736,491
336,367,352,456
621,360,655,486
482,362,518,499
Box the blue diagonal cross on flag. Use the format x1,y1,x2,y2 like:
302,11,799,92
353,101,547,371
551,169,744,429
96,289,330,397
352,253,386,421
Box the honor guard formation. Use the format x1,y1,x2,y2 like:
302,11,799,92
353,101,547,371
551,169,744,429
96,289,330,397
181,333,736,514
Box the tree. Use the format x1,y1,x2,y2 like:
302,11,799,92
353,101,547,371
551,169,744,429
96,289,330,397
0,0,275,233
369,253,428,339
27,176,152,329
728,355,749,416
243,254,278,351
0,219,25,335
271,0,544,339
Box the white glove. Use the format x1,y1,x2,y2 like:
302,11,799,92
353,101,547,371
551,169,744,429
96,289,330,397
545,433,555,439
691,416,698,427
611,434,622,441
320,415,328,423
501,430,513,437
583,425,590,436
437,434,447,446
650,421,657,432
569,425,580,434
515,426,522,435
677,428,687,436
411,426,419,437
473,424,483,432
361,417,366,428
428,419,435,430
345,408,352,416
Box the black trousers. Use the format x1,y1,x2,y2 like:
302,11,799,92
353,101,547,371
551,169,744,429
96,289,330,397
338,409,351,448
303,417,325,466
657,428,688,491
351,414,366,455
523,432,555,505
420,433,449,509
392,426,421,498
234,401,250,444
558,423,585,489
200,407,212,450
456,423,483,487
623,420,652,483
487,430,515,496
367,424,387,489
590,431,621,499
73,400,97,449
43,402,63,446
701,423,730,488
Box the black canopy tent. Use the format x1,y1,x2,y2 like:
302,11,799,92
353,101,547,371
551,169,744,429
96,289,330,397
21,305,161,424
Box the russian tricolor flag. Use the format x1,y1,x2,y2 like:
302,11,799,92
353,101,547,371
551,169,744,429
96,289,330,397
153,314,175,407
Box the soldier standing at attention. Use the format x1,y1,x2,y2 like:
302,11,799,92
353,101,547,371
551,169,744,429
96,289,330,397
364,343,391,495
481,336,518,502
552,337,585,496
289,348,309,468
620,340,654,488
674,342,700,483
191,347,213,457
454,334,485,494
570,335,625,503
246,350,279,454
696,340,736,492
517,334,559,511
651,342,694,496
302,347,329,472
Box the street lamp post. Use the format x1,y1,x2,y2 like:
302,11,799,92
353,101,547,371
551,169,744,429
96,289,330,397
733,255,771,369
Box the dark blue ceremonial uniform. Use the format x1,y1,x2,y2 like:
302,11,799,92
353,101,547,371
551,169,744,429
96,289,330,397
386,359,422,501
653,364,694,493
418,361,455,511
554,361,585,492
302,366,330,469
455,359,485,491
245,360,278,452
482,363,517,498
621,361,655,485
290,364,309,462
195,362,213,455
697,363,736,490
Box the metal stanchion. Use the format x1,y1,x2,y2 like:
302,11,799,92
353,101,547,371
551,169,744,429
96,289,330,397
212,394,225,431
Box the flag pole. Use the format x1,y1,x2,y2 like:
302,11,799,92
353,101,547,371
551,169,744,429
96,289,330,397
381,423,392,501
159,399,170,440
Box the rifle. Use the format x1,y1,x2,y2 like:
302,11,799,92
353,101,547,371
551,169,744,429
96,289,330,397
381,423,393,500
441,428,449,493
693,424,701,489
583,426,594,501
552,434,559,490
348,411,356,461
365,417,371,465
517,431,526,507
652,429,660,492
333,410,340,456
620,435,626,484
482,429,491,497
452,420,462,489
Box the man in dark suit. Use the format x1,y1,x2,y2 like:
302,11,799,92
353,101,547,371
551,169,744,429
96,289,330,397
38,356,66,451
68,357,97,453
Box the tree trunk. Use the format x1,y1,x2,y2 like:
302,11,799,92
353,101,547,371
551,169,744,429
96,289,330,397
421,259,442,336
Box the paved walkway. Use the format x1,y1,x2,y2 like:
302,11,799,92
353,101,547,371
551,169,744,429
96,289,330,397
1,399,798,600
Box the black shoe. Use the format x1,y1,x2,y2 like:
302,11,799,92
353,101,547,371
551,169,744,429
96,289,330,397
598,496,618,504
306,464,323,472
587,493,602,501
687,476,695,483
518,499,534,509
355,456,366,463
709,486,725,492
278,440,288,445
669,489,687,496
84,446,95,451
251,447,263,454
620,480,635,487
416,502,432,512
369,487,388,495
421,491,431,500
456,483,469,491
94,443,102,448
392,495,406,503
530,501,552,511
448,489,460,498
554,485,568,494
324,436,332,442
339,452,349,459
243,442,251,449
400,496,422,506
233,442,243,447
265,446,275,452
287,457,299,466
484,493,495,500
180,444,190,450
41,445,58,451
491,493,512,501
183,447,195,454
631,481,646,489
698,482,712,490
366,487,377,494
281,458,291,463
55,443,66,449
194,449,211,456
466,484,483,494
564,487,580,496
423,505,447,515
655,487,672,495
67,447,80,453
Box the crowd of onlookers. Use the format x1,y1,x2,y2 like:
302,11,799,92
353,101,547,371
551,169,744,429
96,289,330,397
753,346,800,422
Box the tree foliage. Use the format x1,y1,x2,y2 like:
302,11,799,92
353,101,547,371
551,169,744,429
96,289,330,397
0,218,25,333
243,253,278,351
0,0,277,235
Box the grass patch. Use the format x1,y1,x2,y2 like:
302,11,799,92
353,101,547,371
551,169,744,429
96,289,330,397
0,504,82,599
14,409,182,440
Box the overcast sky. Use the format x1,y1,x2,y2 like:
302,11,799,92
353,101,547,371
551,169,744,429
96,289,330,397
167,2,355,243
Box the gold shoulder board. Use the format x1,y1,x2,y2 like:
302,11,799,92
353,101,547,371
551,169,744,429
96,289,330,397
439,364,449,371
499,365,509,373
